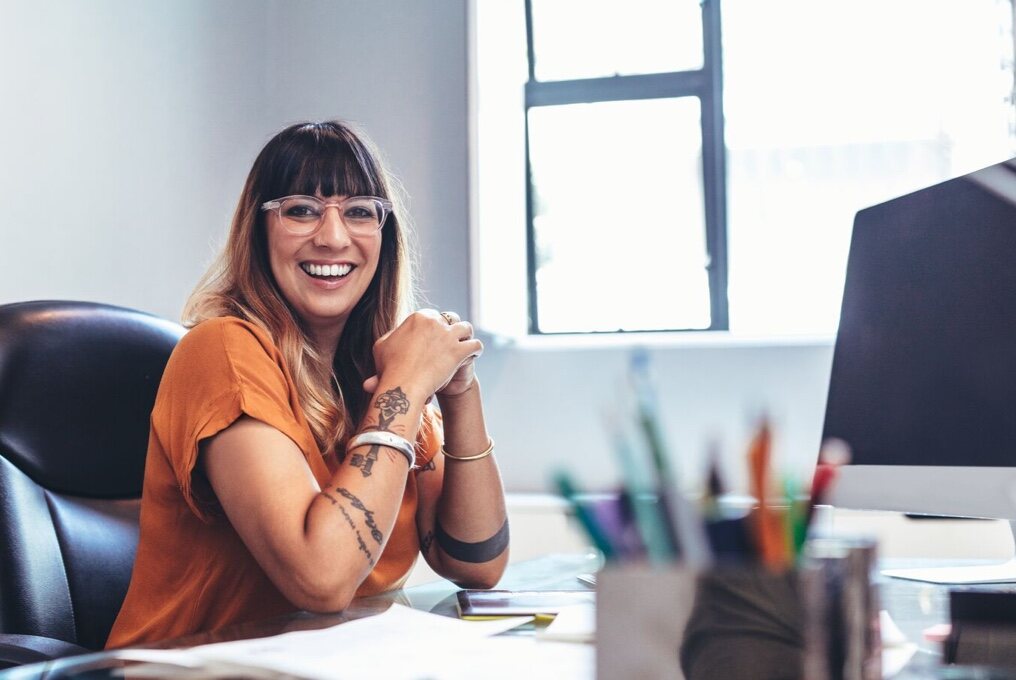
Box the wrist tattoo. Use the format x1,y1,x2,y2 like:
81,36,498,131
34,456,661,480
350,386,412,477
375,386,411,429
335,487,383,544
434,518,509,564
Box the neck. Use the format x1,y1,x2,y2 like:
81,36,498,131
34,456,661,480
310,322,344,367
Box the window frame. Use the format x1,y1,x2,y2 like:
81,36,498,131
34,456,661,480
522,0,729,334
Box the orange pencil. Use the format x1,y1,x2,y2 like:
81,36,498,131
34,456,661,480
747,418,790,570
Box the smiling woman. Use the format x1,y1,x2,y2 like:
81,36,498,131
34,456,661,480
105,121,508,649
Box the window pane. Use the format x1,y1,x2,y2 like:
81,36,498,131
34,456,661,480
528,98,710,333
530,0,702,81
724,0,1016,335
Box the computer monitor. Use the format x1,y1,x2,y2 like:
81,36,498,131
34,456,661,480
821,157,1016,583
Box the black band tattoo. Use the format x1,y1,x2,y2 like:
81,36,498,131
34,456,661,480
335,487,383,544
337,504,375,566
322,492,340,505
420,529,435,555
350,386,411,478
434,518,509,564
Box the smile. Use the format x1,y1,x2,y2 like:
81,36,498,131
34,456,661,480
301,263,354,279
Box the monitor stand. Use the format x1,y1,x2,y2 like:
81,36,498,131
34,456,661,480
881,520,1016,584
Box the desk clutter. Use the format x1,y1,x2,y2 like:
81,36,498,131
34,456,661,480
553,350,881,680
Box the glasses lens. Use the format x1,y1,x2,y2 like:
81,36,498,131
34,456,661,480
278,196,324,235
343,197,384,233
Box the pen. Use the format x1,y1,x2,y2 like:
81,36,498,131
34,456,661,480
747,417,789,569
553,470,617,560
608,417,674,563
783,474,808,560
629,350,712,568
703,440,725,521
806,438,852,530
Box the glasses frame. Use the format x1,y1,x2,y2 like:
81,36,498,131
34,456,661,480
260,195,393,236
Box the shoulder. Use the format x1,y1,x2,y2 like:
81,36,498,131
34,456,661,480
179,316,276,356
162,317,285,394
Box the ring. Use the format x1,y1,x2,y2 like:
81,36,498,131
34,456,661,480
440,311,456,325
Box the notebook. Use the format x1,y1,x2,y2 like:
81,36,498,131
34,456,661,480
455,590,595,618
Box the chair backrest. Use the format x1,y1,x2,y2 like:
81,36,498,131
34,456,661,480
0,300,184,650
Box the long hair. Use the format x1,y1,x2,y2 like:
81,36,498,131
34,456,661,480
184,121,416,455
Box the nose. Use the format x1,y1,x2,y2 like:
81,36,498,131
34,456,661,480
312,206,353,248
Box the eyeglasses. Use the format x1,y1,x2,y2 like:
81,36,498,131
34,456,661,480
260,195,392,237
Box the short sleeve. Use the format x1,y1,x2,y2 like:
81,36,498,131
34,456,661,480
151,317,313,522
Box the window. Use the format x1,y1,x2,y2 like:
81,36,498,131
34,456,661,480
470,0,1016,338
524,0,726,333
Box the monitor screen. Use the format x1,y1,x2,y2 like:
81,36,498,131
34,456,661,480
822,158,1016,519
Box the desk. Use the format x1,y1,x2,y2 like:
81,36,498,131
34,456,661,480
0,553,599,680
0,554,1011,680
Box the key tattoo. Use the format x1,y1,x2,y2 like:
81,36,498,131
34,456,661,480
350,386,411,477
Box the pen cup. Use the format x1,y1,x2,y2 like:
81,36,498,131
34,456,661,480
799,536,881,680
595,538,880,680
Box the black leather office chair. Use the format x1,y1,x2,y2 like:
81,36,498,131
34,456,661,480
0,300,185,669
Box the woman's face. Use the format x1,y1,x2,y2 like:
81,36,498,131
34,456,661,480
265,194,382,344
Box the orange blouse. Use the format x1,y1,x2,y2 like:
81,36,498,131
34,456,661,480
106,317,439,648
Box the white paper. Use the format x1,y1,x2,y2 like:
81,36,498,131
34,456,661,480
537,604,595,643
182,604,538,680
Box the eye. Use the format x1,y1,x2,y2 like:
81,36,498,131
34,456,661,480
344,202,378,222
282,198,322,220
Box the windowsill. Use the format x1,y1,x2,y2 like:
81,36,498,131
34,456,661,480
478,328,836,352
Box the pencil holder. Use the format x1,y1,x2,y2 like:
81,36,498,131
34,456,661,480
595,537,880,680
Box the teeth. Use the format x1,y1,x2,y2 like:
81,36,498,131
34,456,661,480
302,263,353,278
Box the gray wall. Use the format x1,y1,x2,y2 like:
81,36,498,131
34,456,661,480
0,0,833,493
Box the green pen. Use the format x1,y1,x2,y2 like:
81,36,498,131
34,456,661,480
553,470,616,561
784,475,808,560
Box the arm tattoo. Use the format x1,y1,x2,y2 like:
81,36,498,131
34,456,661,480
320,492,375,566
435,518,509,564
335,487,383,544
420,529,435,555
415,458,436,474
350,386,412,477
337,504,375,566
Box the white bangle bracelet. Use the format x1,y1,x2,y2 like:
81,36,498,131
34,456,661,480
346,431,416,468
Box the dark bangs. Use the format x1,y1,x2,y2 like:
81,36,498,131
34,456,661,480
256,122,386,201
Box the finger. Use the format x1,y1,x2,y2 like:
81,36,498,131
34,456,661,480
458,338,483,361
449,320,474,341
362,374,380,393
440,310,461,326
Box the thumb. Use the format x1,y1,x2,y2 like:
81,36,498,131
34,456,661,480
362,374,380,394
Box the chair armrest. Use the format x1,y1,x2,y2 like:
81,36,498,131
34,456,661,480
0,634,90,670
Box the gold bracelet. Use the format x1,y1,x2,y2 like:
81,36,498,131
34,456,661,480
441,437,495,461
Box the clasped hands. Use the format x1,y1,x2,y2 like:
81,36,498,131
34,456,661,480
360,309,482,401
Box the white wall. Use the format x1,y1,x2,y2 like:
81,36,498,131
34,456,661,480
0,0,834,494
0,0,266,320
0,0,469,320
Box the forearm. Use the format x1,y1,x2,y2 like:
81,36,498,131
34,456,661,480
303,381,427,607
431,380,509,585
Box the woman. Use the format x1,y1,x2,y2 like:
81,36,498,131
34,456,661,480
106,120,508,647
